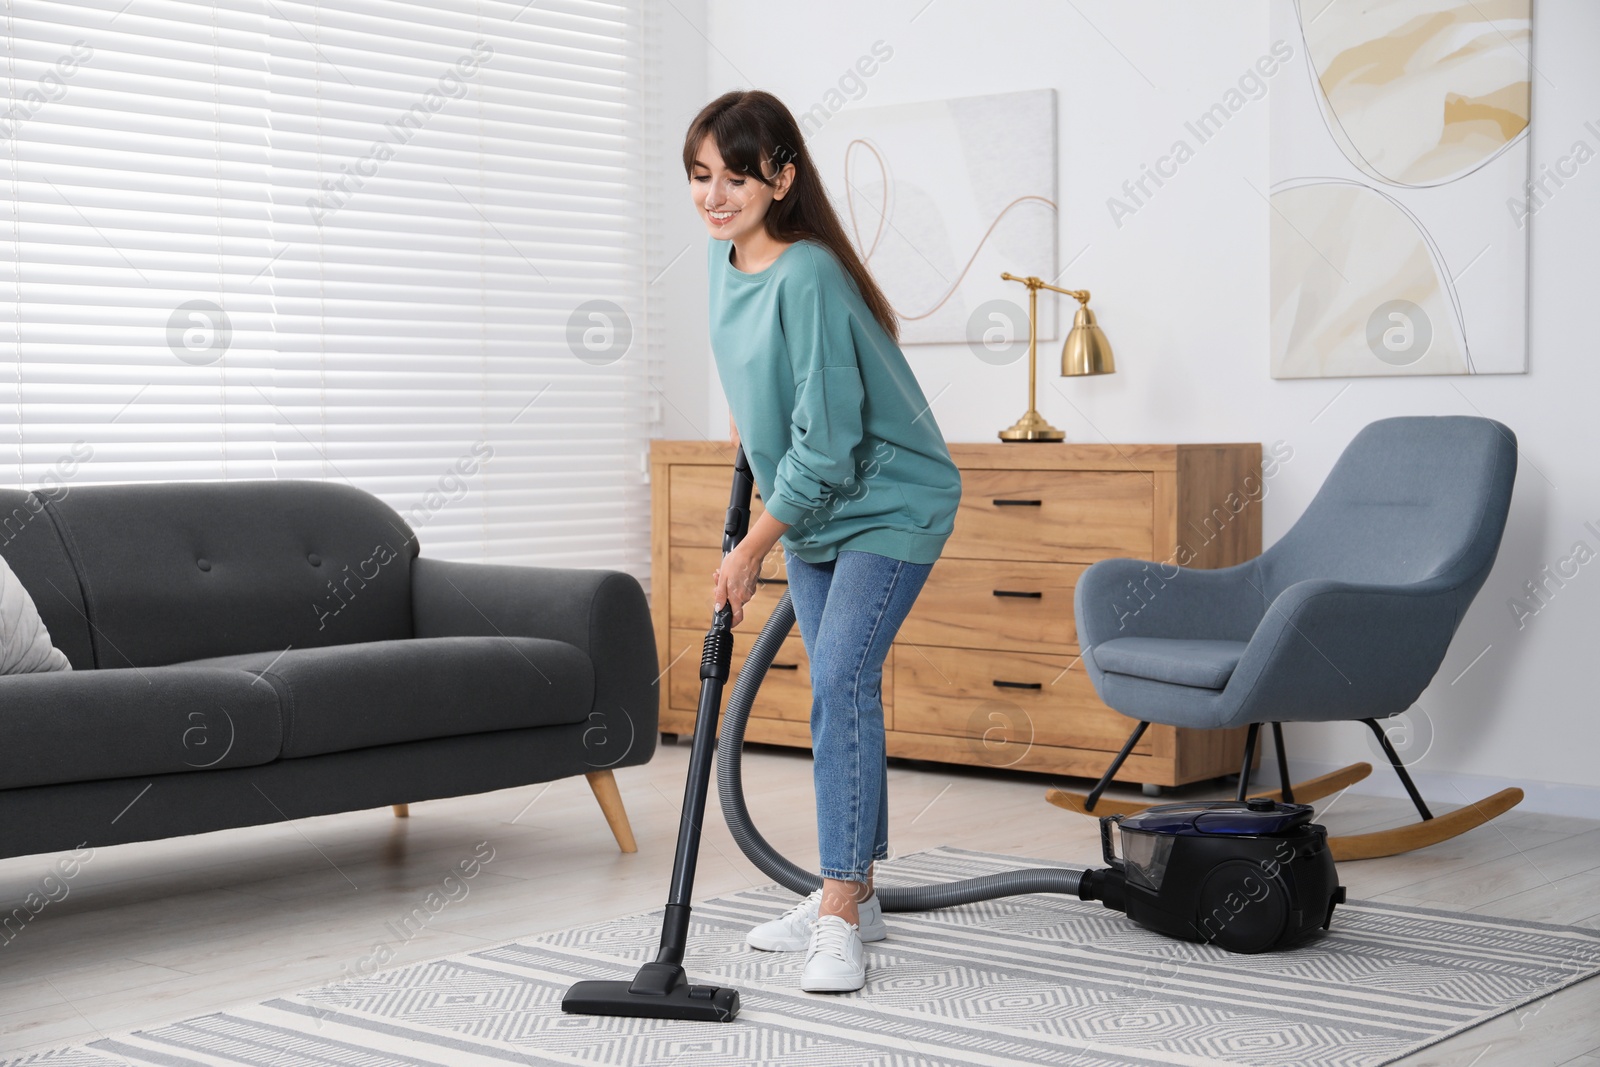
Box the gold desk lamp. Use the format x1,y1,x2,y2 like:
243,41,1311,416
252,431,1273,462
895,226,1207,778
996,272,1115,442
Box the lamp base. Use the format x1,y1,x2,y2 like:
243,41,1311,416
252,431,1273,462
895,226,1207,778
998,409,1065,442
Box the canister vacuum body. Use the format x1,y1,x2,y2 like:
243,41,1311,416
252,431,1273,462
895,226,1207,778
1078,798,1346,954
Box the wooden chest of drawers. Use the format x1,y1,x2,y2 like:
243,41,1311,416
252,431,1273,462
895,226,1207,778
648,440,1262,789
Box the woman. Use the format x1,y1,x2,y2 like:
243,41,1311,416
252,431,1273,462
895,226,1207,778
687,89,962,994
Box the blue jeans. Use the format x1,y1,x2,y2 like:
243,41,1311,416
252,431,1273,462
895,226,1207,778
783,548,934,883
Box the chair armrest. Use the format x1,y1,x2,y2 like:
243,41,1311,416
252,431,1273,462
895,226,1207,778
1074,557,1266,649
410,557,659,762
1224,576,1463,725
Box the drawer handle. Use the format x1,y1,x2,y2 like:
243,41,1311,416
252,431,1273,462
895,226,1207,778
992,589,1043,598
768,662,799,671
992,498,1042,506
993,679,1042,690
756,576,787,586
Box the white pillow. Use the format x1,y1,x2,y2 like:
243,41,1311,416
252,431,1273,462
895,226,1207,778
0,553,71,673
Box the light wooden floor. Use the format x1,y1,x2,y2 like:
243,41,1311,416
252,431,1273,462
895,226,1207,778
3,740,1597,1063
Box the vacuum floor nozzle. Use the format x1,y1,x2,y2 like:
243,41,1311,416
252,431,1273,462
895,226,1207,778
563,963,740,1022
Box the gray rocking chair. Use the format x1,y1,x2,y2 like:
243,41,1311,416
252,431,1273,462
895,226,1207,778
1051,416,1524,860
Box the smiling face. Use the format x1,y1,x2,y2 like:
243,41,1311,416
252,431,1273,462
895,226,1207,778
689,134,794,242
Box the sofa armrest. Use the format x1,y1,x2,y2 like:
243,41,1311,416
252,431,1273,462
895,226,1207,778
1223,576,1462,725
410,558,659,766
1075,557,1267,650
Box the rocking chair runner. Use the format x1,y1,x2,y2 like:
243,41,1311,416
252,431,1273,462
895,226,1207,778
1054,416,1524,861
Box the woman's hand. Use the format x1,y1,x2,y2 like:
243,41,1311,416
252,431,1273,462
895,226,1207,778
711,544,761,628
729,411,740,451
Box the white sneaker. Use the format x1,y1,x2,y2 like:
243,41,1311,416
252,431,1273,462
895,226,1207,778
802,914,866,992
745,888,887,952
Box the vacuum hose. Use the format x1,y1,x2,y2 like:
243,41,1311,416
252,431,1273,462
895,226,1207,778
715,585,1084,910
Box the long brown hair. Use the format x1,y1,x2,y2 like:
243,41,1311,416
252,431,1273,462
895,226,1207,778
683,90,900,343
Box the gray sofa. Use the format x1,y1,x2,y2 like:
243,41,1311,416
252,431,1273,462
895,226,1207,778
0,479,658,861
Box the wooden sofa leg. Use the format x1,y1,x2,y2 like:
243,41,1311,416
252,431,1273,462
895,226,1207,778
392,804,409,818
585,770,638,853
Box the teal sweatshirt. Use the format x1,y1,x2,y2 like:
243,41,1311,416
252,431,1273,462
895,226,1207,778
708,236,961,565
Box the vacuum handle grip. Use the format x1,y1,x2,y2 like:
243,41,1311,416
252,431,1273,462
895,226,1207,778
710,445,757,632
722,445,755,556
1099,814,1127,872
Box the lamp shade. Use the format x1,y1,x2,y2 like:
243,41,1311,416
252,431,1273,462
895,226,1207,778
1061,304,1115,377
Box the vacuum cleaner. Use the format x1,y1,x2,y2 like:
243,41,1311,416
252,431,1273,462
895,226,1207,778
563,446,1344,1023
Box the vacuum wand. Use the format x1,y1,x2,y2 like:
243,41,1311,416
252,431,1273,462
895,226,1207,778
559,447,755,1022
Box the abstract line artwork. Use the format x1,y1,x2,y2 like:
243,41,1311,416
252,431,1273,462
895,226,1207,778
806,89,1059,346
1270,0,1532,378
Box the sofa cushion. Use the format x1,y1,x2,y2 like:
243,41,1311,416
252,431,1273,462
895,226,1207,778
1091,637,1248,690
0,489,95,670
183,636,594,758
40,480,419,669
0,666,283,790
0,551,71,673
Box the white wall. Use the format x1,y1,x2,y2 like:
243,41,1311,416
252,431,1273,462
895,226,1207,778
650,0,716,452
664,0,1600,810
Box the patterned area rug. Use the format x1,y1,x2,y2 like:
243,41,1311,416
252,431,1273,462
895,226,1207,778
8,847,1600,1067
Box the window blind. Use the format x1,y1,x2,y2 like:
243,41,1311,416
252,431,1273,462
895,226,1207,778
1,0,279,487
2,0,658,579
